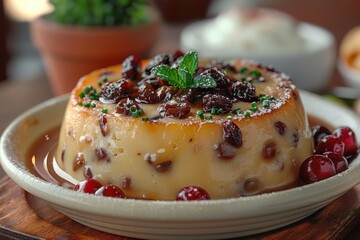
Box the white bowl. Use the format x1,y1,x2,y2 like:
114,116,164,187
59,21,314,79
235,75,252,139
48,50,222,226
181,20,335,92
338,59,360,88
1,92,360,239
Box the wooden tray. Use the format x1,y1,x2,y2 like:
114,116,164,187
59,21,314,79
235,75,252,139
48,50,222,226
0,176,360,240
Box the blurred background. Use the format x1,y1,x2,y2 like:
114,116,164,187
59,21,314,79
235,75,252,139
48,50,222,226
0,0,359,84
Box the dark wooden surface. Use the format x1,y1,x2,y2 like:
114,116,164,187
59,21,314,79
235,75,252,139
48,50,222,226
1,0,360,239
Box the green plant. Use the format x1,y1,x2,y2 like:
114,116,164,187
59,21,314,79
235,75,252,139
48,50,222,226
47,0,148,26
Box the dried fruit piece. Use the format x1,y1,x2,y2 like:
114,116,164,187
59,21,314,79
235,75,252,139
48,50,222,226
154,160,172,172
158,101,190,119
214,142,236,160
197,68,230,89
232,81,258,102
121,55,141,80
116,98,141,116
98,114,109,136
100,79,132,103
223,121,242,148
262,141,277,159
274,121,287,136
95,148,111,162
202,94,232,114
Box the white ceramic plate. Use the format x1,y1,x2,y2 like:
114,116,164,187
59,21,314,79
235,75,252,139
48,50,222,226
1,92,360,240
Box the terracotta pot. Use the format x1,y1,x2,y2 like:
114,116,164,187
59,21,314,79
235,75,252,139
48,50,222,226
31,9,161,96
154,0,210,22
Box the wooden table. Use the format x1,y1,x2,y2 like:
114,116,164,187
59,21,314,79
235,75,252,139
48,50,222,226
1,0,360,238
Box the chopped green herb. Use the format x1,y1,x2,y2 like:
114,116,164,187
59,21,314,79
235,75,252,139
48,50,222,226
130,105,137,113
211,107,217,115
102,76,108,83
138,109,144,116
142,117,149,121
226,113,232,119
262,100,270,108
233,108,242,115
250,70,262,77
84,86,93,94
217,108,224,115
239,67,248,74
79,92,85,99
98,82,102,87
102,108,108,113
197,110,204,120
251,102,258,112
205,114,213,120
224,68,232,74
132,111,139,118
244,110,251,118
91,103,96,108
259,95,266,102
84,103,91,108
78,102,83,106
268,96,276,100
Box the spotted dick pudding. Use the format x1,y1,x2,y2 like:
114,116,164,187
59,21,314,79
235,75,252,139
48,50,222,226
56,51,314,200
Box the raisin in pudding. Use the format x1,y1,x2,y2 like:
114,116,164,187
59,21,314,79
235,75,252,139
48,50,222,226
56,51,313,200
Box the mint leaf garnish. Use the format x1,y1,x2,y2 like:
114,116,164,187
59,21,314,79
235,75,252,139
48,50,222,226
151,51,216,89
179,51,198,76
151,65,184,88
193,75,217,88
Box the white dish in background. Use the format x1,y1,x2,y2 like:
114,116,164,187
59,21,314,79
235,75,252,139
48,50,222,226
181,10,335,92
1,92,360,240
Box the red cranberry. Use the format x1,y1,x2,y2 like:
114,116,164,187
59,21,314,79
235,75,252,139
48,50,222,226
333,127,358,157
121,55,141,80
299,155,336,184
95,184,126,198
176,186,210,201
74,179,102,194
315,135,345,156
323,152,349,173
311,125,331,147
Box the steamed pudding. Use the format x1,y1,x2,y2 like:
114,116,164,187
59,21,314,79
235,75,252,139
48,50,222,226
56,51,313,200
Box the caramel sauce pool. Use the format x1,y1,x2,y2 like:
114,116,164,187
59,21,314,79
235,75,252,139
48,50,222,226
26,115,332,191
